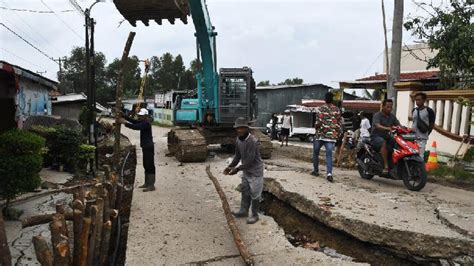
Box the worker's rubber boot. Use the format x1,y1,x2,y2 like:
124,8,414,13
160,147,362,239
138,175,149,189
232,195,251,218
246,199,260,224
142,174,156,192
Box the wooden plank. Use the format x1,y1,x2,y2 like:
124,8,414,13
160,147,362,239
32,235,53,266
205,166,254,266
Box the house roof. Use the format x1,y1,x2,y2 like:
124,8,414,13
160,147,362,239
256,83,331,90
356,70,440,82
0,60,58,90
52,93,108,112
301,100,381,111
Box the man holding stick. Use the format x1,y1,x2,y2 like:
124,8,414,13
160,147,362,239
118,108,156,192
224,117,264,224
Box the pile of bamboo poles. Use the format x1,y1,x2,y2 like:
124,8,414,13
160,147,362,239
23,169,123,266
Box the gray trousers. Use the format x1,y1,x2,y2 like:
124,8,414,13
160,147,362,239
241,175,263,200
417,139,428,159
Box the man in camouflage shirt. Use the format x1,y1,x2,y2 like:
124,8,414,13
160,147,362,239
312,92,342,182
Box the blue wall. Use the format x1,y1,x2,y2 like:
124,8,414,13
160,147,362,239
16,78,52,118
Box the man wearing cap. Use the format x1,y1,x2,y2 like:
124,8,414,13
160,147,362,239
119,108,156,192
224,117,264,224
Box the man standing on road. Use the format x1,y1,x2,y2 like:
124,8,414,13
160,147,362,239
224,117,264,224
357,111,371,149
411,92,435,159
312,92,342,182
281,110,292,147
371,99,400,174
119,108,156,192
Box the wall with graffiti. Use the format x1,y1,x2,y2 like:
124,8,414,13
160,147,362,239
15,77,52,119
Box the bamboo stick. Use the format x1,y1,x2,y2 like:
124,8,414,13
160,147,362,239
78,218,91,266
86,206,98,266
205,165,254,265
54,235,71,266
22,212,73,228
93,198,104,264
32,235,53,266
50,214,70,266
99,221,112,265
114,31,136,171
72,210,83,266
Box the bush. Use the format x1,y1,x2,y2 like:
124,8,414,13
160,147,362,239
0,129,45,210
53,127,83,171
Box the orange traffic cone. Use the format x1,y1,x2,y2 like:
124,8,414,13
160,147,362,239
426,141,439,171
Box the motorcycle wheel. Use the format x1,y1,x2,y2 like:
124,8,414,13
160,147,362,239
402,160,427,191
357,154,374,180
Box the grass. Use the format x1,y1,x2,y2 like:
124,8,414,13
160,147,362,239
429,164,474,182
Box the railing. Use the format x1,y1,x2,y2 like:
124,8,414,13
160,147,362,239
410,90,474,141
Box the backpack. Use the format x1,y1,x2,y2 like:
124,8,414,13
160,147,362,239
412,107,435,134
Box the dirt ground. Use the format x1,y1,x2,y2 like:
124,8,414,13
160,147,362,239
124,125,474,265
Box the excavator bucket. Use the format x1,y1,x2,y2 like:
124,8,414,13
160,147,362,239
113,0,190,27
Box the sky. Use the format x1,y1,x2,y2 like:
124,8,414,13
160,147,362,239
0,0,431,88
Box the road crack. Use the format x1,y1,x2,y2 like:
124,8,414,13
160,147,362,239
186,254,241,265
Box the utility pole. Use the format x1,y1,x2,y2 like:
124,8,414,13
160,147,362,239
381,0,390,100
387,0,404,113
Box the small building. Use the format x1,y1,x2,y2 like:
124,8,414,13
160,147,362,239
256,83,331,127
52,93,109,121
0,61,57,133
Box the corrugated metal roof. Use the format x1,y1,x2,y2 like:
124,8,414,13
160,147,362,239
0,60,58,90
52,93,87,103
256,83,330,90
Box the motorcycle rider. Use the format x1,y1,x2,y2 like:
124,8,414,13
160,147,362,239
371,99,400,174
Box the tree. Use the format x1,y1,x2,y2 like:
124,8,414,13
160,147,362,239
278,77,304,85
149,53,189,94
58,47,107,95
257,80,271,86
103,55,142,102
404,0,474,88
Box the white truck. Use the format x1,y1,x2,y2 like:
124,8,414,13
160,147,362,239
266,105,318,142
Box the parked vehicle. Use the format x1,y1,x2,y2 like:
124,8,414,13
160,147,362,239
356,126,427,191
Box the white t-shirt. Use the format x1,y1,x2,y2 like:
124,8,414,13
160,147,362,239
360,118,371,138
282,115,292,129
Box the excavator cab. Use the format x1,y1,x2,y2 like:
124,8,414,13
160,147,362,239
218,67,257,126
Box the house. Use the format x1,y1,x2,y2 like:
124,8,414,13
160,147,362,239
52,93,109,121
256,83,331,127
0,61,57,133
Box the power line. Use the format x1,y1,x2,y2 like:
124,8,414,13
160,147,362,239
40,0,84,41
0,6,75,13
0,22,58,65
67,0,85,16
1,0,66,56
0,47,44,69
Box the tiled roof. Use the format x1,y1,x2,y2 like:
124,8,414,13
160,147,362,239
357,70,439,82
302,100,381,111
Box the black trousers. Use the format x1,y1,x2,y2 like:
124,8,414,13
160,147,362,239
142,146,156,175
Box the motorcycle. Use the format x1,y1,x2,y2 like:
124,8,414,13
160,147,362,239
356,126,427,191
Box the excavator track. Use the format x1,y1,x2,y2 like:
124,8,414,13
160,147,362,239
168,128,208,162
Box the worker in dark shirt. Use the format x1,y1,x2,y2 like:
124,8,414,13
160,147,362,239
119,108,156,192
371,99,400,174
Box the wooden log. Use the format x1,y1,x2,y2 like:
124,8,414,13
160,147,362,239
102,190,110,224
54,235,71,266
114,31,136,171
22,212,73,229
86,206,98,266
205,165,254,265
93,198,104,264
0,212,12,266
56,205,69,239
32,235,53,266
99,221,112,265
72,199,85,212
50,214,70,266
336,132,348,167
72,210,83,266
104,182,115,209
78,218,91,266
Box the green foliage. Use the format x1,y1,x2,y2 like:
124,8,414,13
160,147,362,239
0,129,45,207
404,0,474,88
58,47,108,95
430,165,474,182
278,77,304,86
104,55,142,101
257,80,271,86
53,127,82,171
78,144,95,160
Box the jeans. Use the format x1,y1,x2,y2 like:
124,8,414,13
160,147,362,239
313,140,334,175
417,139,428,159
241,175,264,200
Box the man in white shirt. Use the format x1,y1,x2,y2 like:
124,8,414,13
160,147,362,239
357,111,371,149
280,110,292,147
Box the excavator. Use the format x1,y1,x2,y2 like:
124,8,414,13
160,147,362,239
113,0,272,162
